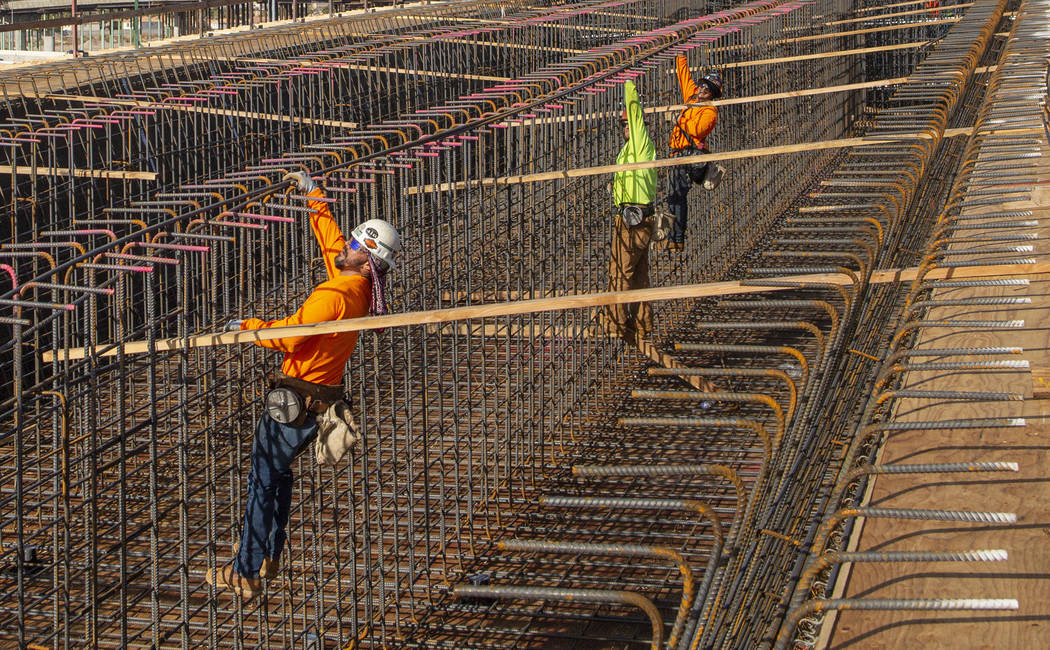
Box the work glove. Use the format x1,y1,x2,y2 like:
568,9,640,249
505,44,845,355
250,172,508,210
224,319,244,331
282,171,318,194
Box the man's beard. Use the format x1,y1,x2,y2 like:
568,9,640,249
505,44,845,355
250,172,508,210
334,250,350,270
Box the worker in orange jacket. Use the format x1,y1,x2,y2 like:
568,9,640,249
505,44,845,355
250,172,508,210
206,171,401,599
665,56,723,251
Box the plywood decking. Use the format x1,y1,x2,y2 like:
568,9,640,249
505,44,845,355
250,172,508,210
822,135,1050,649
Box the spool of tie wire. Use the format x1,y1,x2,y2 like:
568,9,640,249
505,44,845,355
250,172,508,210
621,204,645,226
265,387,304,424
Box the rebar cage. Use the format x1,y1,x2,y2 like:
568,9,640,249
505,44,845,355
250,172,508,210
2,0,1033,647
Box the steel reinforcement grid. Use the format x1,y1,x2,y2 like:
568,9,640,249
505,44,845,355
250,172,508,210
0,0,1031,648
777,0,1047,646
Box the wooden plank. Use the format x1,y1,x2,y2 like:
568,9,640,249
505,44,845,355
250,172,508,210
779,17,961,43
401,14,646,34
42,262,1050,362
826,2,974,25
506,63,1009,131
1031,367,1050,399
853,0,959,13
502,77,911,128
409,126,1043,194
672,77,909,110
312,31,587,54
451,260,1050,303
164,104,358,129
336,63,509,82
408,131,950,195
427,322,607,338
225,58,510,82
406,35,585,54
35,92,360,129
595,17,961,64
589,10,662,20
0,164,156,181
709,17,962,52
718,41,934,69
869,261,1050,284
517,20,646,35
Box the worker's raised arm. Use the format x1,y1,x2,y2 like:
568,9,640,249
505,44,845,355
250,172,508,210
239,286,344,352
306,188,346,280
624,81,655,161
284,171,345,280
676,56,700,103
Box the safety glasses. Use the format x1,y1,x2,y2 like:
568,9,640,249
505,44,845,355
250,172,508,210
349,238,364,251
350,238,389,273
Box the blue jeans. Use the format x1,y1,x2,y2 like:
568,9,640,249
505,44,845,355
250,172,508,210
235,412,318,578
667,164,694,244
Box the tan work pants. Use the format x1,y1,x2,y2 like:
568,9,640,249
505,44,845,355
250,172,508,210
604,213,653,343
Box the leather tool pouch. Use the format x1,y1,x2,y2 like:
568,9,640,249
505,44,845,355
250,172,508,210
688,160,711,186
650,211,674,242
702,163,726,191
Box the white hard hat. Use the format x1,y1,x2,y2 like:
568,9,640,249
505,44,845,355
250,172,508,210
351,218,401,272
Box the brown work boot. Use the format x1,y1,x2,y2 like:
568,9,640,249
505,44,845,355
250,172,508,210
233,541,280,580
206,565,261,599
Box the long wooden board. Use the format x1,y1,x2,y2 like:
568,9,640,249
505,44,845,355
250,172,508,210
408,126,1041,194
42,262,1050,362
718,41,935,69
0,164,156,181
825,2,973,25
401,14,646,34
32,92,360,129
853,0,958,13
407,131,946,195
502,77,911,128
224,58,510,82
336,63,509,82
781,17,961,43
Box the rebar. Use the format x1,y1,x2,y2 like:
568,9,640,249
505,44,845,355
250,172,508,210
1,0,1044,647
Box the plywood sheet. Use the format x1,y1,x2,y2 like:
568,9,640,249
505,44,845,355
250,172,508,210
824,129,1050,648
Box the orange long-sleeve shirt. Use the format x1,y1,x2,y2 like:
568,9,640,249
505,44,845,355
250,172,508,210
240,188,371,386
669,56,718,152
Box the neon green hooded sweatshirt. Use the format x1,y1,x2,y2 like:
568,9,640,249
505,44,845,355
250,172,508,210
613,80,657,207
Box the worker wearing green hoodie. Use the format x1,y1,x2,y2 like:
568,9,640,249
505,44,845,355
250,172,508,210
604,79,658,345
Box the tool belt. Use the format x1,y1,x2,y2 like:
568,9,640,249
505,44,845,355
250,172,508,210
618,202,654,226
670,145,705,157
265,372,345,426
672,146,712,185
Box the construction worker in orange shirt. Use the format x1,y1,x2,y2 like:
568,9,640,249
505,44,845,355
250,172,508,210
664,55,725,251
205,170,401,599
